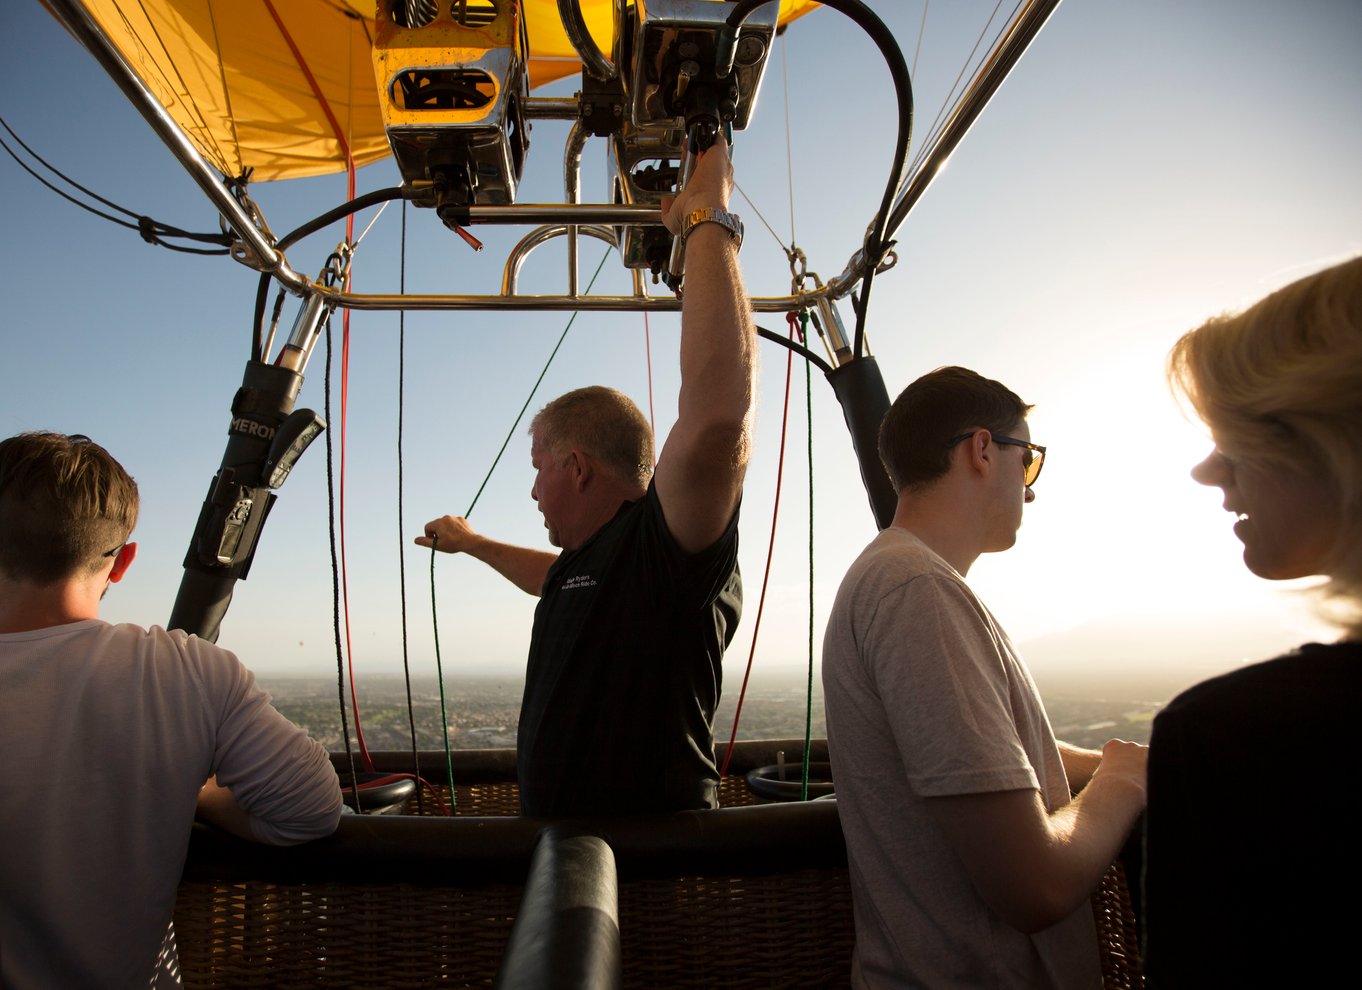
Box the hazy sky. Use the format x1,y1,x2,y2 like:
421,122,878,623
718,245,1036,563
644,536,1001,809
2,0,1360,703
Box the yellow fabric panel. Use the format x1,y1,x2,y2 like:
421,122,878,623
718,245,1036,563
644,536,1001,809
67,0,820,182
72,1,392,180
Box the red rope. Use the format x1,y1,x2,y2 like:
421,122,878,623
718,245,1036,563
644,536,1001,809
357,773,452,817
265,0,372,769
262,0,355,191
719,311,799,778
643,311,657,455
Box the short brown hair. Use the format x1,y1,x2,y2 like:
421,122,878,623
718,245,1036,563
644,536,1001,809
530,386,654,487
879,366,1033,493
0,432,139,583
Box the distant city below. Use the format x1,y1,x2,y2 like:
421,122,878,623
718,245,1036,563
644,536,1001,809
261,671,1170,754
254,605,1301,757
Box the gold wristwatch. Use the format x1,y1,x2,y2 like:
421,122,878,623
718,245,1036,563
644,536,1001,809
680,207,744,250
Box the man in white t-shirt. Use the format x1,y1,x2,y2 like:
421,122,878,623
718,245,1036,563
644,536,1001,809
0,431,341,989
823,367,1147,989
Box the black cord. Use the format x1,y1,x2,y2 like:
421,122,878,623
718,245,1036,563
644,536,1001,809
1,114,138,217
278,187,409,254
757,322,834,376
801,314,815,799
396,201,424,814
0,133,137,229
252,274,270,364
140,239,231,256
0,115,231,254
252,186,408,362
324,315,362,813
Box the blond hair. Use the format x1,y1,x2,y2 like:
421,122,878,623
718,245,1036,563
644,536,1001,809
0,432,139,583
530,386,654,487
1168,256,1362,635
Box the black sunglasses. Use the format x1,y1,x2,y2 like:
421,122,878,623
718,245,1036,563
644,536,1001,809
947,432,1046,487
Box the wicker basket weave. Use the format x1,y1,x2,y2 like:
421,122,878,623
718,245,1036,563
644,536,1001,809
619,869,855,989
174,881,520,988
173,746,1142,988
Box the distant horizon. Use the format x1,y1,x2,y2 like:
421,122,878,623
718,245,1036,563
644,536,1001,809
254,600,1330,702
261,659,1164,752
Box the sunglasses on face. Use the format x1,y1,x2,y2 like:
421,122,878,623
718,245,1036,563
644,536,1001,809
947,432,1047,487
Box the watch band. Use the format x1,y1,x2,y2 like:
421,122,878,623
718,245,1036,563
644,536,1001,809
681,207,744,250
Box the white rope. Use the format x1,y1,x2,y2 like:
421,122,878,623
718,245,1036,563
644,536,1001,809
780,30,797,249
911,0,930,80
906,0,1019,180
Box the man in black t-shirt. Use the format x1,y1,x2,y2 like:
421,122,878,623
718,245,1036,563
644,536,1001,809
418,139,756,816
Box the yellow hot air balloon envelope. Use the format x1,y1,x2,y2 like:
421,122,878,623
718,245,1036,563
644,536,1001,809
53,0,819,182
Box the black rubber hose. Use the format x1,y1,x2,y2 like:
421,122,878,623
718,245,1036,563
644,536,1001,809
756,323,834,376
251,186,409,362
724,0,913,360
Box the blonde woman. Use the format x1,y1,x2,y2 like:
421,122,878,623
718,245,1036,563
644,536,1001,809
1146,256,1362,986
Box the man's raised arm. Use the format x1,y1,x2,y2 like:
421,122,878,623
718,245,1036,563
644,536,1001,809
654,137,758,555
416,515,555,597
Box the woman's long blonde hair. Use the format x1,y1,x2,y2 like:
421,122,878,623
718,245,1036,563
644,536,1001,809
1168,256,1362,638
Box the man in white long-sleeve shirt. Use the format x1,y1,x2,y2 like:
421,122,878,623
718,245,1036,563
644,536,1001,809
0,431,342,989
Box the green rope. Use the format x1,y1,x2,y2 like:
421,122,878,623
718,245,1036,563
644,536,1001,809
800,310,815,800
428,244,615,813
429,534,456,811
464,246,614,518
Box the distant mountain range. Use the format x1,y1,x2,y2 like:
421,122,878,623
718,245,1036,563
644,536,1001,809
1019,612,1318,700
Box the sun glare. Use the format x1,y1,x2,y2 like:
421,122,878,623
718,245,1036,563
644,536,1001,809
966,319,1334,685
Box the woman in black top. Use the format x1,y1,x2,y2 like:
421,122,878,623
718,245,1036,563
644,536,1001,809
1146,255,1362,986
